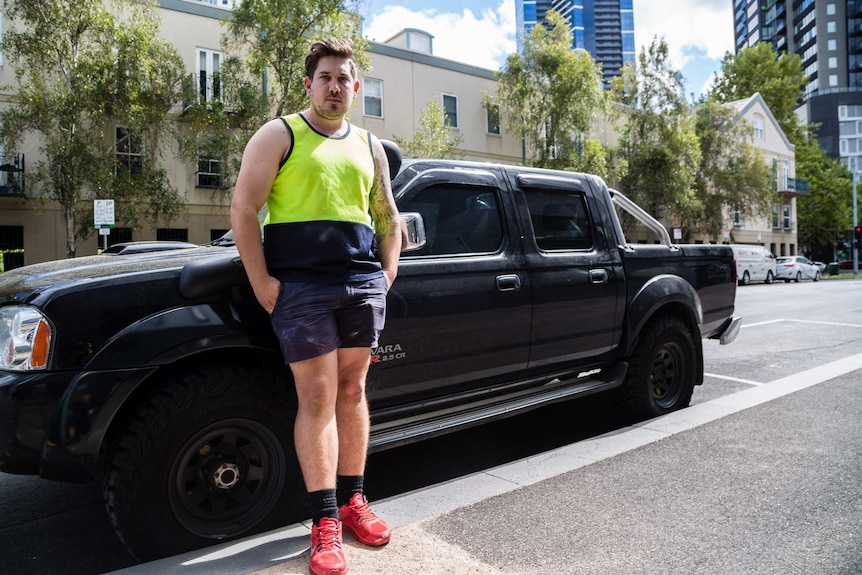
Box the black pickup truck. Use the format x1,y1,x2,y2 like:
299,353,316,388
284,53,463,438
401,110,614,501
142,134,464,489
0,155,739,560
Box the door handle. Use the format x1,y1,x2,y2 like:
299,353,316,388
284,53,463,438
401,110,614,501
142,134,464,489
589,269,609,284
496,274,521,291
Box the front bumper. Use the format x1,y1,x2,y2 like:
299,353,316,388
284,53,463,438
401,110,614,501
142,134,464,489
0,370,76,475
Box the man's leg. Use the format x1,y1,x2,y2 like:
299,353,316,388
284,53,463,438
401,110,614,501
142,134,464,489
290,350,340,494
289,351,348,575
335,346,391,546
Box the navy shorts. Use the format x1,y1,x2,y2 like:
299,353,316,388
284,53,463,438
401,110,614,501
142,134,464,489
270,276,387,364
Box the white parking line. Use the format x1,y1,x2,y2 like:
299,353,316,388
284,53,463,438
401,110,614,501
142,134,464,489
743,318,862,329
704,373,764,386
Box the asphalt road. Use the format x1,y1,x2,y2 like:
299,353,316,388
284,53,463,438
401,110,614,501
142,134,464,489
0,277,859,575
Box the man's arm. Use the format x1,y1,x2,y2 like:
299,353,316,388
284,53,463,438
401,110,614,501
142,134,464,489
230,119,290,313
369,135,402,289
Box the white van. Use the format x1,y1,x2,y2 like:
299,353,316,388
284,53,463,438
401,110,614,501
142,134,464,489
731,244,777,285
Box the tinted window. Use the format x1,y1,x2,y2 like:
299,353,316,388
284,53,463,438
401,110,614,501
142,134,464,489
399,185,503,256
525,191,593,251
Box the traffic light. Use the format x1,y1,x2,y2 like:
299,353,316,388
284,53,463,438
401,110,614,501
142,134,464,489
856,226,862,241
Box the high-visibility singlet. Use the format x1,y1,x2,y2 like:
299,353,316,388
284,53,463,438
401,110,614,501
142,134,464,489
263,113,382,283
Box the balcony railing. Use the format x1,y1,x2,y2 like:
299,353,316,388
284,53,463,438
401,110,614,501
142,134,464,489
777,177,809,195
0,154,24,196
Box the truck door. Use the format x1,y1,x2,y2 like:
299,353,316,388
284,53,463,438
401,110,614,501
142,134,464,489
367,167,531,408
514,173,623,369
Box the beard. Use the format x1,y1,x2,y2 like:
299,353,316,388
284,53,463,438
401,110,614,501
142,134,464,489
311,98,347,121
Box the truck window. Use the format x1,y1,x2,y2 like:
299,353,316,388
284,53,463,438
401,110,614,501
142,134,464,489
398,185,503,256
525,191,592,251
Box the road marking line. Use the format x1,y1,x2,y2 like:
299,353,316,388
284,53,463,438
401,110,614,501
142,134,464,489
742,319,785,328
743,318,862,329
704,373,764,386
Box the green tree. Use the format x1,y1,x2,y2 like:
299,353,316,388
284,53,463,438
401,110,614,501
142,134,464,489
692,100,774,240
709,42,807,144
496,10,606,170
223,0,369,119
610,37,700,233
0,0,188,258
795,138,853,251
394,99,465,159
182,0,369,194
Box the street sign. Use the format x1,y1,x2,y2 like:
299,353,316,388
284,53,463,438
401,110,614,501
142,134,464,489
94,199,115,229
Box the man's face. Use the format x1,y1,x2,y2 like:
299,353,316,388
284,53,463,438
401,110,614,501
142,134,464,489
304,56,360,121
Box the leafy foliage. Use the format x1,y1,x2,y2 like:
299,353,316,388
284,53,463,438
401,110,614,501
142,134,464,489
496,10,606,170
710,43,807,144
394,99,464,160
795,138,853,249
0,0,187,257
609,37,700,233
693,101,774,240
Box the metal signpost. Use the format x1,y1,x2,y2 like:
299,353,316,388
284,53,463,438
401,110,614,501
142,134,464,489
94,199,115,252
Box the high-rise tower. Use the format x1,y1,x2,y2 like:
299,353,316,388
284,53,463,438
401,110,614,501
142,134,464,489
516,0,635,87
734,0,862,172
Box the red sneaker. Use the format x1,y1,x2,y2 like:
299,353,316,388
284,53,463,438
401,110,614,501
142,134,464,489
309,517,347,575
338,493,391,546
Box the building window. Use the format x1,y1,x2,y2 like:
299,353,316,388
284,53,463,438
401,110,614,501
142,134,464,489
116,127,143,176
0,225,24,271
197,48,222,104
826,21,836,33
753,114,765,140
105,228,132,246
157,228,189,242
197,154,222,188
783,205,791,229
829,75,838,87
732,204,743,227
210,229,229,242
828,39,837,51
363,78,383,118
829,57,838,69
772,205,780,229
826,3,835,15
442,94,458,128
486,103,500,135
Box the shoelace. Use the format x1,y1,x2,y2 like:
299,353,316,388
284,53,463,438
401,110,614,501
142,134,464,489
314,522,342,552
349,497,377,525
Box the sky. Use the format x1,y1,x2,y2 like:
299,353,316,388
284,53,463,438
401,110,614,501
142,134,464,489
358,0,735,99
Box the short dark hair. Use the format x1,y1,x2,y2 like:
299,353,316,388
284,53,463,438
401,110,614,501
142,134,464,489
305,38,357,80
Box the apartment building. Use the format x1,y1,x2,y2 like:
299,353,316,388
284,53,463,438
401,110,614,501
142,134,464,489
515,0,635,87
0,1,522,266
733,0,862,173
724,93,803,256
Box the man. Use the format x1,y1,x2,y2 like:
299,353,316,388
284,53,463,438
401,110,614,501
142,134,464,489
230,38,401,575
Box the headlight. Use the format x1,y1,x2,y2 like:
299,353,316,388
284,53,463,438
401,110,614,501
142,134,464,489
0,305,53,371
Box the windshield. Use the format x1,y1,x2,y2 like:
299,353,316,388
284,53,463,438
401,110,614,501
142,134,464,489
776,257,792,264
210,205,269,246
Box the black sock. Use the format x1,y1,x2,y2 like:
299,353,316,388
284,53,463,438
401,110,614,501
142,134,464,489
336,475,364,507
308,489,338,526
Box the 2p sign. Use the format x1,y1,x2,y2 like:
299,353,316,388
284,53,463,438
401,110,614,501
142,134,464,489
94,199,115,233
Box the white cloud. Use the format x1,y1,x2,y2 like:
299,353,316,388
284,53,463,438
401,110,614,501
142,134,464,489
633,0,734,69
363,2,516,70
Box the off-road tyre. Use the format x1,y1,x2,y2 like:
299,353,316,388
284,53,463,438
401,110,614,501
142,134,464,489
104,364,302,561
615,315,697,421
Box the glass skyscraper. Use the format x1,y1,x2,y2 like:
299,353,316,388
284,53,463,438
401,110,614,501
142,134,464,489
733,0,862,172
516,0,635,87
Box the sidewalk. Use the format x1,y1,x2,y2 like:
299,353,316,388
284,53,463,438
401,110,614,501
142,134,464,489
109,353,862,575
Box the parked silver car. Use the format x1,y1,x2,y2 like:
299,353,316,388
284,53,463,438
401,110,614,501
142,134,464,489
775,256,821,282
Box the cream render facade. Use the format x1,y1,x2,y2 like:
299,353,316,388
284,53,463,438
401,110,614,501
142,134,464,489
0,1,799,268
0,1,527,266
722,93,803,257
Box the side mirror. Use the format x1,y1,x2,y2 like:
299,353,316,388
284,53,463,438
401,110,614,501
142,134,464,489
399,212,426,252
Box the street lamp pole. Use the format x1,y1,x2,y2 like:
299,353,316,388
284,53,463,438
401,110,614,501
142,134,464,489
854,171,859,274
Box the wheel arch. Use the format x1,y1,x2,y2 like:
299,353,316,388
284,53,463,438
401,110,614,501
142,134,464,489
622,275,704,386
